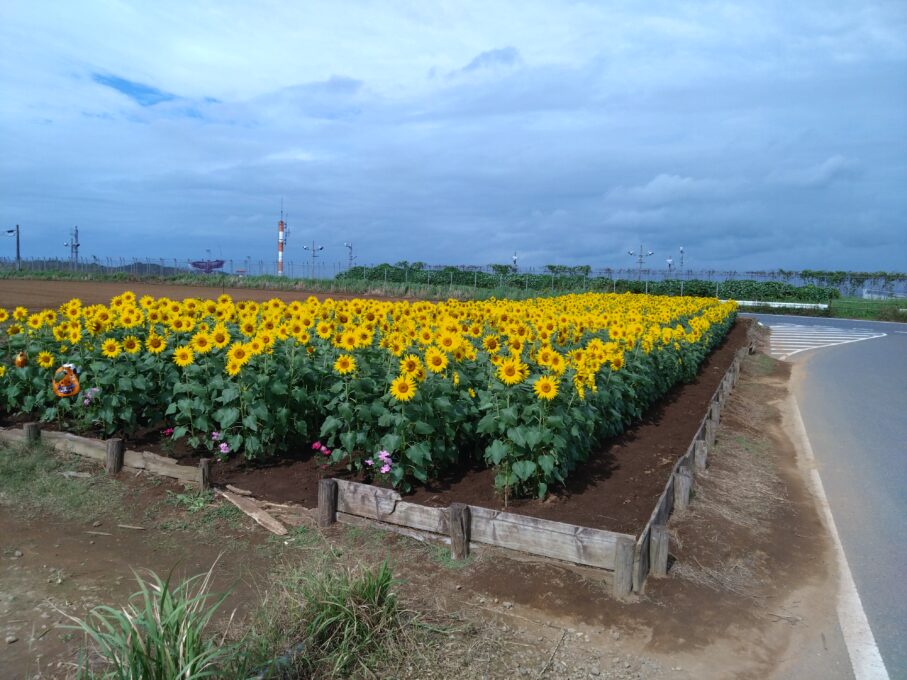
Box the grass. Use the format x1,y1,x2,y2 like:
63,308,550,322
232,559,419,679
0,442,126,521
68,563,236,680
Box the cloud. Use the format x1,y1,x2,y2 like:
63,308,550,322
607,174,736,205
767,155,859,188
455,47,522,75
91,73,176,106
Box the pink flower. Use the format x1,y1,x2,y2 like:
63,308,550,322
380,464,391,474
312,441,322,450
162,427,174,437
211,431,222,441
320,446,331,456
219,442,230,454
364,458,374,467
377,450,391,462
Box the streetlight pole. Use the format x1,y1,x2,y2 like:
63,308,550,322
679,246,685,296
303,241,324,280
6,225,20,271
343,242,355,271
627,244,654,292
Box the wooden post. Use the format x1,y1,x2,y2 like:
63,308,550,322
650,524,669,577
318,479,338,528
198,458,211,490
23,422,40,444
710,401,721,426
448,503,471,560
694,439,708,471
613,536,634,598
705,418,716,447
673,467,692,511
105,438,124,475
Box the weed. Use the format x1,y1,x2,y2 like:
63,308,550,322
67,562,235,680
425,542,474,570
166,489,214,513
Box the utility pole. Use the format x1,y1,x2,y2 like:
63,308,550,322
5,225,20,271
627,244,654,280
64,225,80,270
303,241,324,279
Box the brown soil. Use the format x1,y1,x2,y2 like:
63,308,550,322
0,278,405,310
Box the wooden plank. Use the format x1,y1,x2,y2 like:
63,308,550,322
467,505,630,570
650,524,669,577
449,503,470,560
334,479,449,534
105,438,124,475
673,468,692,511
613,537,634,597
198,458,211,490
632,525,650,592
318,479,338,527
0,429,26,444
694,440,708,471
24,422,41,443
41,431,106,461
122,449,198,482
336,512,451,546
219,490,288,535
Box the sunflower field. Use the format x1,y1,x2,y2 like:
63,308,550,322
0,292,736,497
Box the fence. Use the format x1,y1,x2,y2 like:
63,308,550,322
0,256,904,297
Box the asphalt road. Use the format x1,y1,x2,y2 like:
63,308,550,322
746,314,907,679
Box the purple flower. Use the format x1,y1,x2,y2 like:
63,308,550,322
219,442,230,454
377,450,391,462
211,431,222,441
364,458,374,467
83,398,91,406
380,464,391,474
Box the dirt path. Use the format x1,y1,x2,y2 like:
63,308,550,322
1,351,844,679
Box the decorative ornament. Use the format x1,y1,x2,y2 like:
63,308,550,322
52,364,81,398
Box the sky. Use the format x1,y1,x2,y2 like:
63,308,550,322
1,1,906,274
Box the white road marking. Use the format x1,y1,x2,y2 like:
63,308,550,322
766,324,886,360
789,396,890,680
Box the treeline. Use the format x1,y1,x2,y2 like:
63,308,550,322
336,263,839,302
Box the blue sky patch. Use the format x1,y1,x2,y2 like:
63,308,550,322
91,73,176,106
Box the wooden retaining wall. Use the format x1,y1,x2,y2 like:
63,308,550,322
0,427,206,486
631,340,754,590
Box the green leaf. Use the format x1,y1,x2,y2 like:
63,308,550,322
320,415,342,437
537,454,556,475
507,426,528,449
485,439,508,465
171,425,188,440
242,414,258,432
476,413,498,434
405,441,431,466
340,431,357,453
219,387,240,404
413,420,434,435
380,433,402,453
215,406,240,429
117,377,133,392
536,481,548,498
270,381,288,396
511,460,536,481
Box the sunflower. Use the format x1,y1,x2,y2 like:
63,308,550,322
173,346,195,368
0,366,6,378
225,360,242,377
424,346,448,373
145,334,166,354
122,335,141,354
532,375,559,401
36,351,55,369
399,354,422,376
6,324,22,336
0,308,8,323
497,357,526,386
101,338,122,359
482,335,501,354
190,331,213,354
211,325,230,348
333,354,357,375
389,374,416,402
227,342,251,366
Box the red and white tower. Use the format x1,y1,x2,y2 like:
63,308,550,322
277,212,286,276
